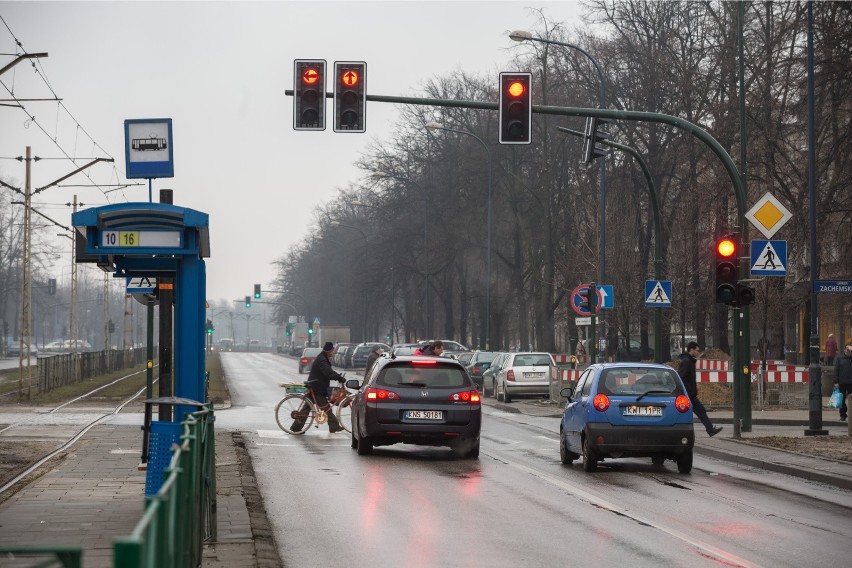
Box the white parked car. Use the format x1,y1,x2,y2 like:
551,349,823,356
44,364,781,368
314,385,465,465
493,352,555,403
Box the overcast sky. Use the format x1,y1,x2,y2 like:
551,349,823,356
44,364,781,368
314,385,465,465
0,1,584,304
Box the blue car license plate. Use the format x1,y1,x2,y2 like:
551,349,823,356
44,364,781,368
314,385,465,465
622,406,663,417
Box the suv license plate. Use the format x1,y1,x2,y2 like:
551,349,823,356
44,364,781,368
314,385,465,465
405,410,443,420
623,406,663,417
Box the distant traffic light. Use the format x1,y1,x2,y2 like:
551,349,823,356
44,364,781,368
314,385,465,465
582,117,610,163
245,296,252,308
499,72,532,144
48,278,56,295
108,320,115,334
206,318,214,335
254,283,261,299
334,61,366,132
715,236,738,305
307,327,314,335
294,59,326,131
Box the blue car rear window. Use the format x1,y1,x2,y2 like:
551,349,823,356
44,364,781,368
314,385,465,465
598,368,684,396
378,366,468,388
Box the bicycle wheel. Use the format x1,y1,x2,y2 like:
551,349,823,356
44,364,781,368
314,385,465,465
275,394,315,435
335,393,356,433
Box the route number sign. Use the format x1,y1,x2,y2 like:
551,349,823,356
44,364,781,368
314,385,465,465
101,230,181,248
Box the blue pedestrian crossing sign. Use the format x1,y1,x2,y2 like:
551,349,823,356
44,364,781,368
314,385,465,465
645,280,672,307
750,240,787,276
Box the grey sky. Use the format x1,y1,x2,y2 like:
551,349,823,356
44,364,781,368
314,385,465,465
0,1,583,303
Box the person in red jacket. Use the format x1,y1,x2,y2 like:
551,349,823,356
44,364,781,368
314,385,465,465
825,334,838,365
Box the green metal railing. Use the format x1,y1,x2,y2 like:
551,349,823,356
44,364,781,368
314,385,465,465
114,405,217,568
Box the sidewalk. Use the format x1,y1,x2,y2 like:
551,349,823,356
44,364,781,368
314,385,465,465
0,401,849,568
486,397,852,491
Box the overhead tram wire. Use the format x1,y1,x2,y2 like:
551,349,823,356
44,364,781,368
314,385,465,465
0,15,127,202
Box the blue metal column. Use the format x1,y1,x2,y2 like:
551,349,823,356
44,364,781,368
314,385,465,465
175,230,206,422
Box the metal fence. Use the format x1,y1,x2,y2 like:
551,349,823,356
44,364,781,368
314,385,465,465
37,349,151,393
114,405,217,568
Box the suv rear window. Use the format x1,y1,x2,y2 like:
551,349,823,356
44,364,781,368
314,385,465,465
598,368,684,396
377,364,468,388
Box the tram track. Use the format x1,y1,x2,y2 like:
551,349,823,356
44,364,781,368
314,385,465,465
0,367,158,497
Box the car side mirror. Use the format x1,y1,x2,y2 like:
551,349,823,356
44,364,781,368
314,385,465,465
560,386,574,401
345,379,361,390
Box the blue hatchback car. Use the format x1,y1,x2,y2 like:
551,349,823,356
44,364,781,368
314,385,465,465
559,363,695,473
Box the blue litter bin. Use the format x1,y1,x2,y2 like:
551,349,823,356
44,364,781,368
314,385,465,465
144,421,182,497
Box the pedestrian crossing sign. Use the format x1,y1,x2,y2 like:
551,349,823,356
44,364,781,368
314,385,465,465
644,280,672,307
750,240,787,276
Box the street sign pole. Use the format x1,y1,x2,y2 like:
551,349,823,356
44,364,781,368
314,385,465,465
589,282,597,364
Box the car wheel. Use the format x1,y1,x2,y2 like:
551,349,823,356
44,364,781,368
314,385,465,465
466,439,480,459
560,432,574,465
582,436,598,472
503,386,512,403
652,455,666,466
676,449,693,474
356,434,373,456
351,431,358,449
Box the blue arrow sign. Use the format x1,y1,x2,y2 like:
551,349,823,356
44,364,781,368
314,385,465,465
750,240,787,276
598,285,614,309
645,280,672,307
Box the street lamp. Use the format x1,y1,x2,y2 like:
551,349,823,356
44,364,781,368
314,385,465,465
424,122,493,350
510,29,608,360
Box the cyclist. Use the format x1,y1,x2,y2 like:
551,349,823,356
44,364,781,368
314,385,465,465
292,341,346,433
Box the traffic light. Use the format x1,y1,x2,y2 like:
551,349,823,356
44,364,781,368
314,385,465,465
245,296,252,308
307,327,314,335
582,117,610,163
715,235,738,305
293,59,326,131
108,320,115,333
206,319,214,335
254,283,261,299
579,283,598,313
499,72,532,144
48,278,56,295
333,61,366,133
737,282,756,306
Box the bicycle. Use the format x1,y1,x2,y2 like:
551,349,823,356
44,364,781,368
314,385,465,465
335,389,357,433
275,379,349,435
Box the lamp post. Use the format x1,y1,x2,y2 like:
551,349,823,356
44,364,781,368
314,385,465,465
425,122,493,350
510,30,608,360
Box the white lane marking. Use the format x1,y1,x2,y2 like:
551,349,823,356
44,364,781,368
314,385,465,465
258,429,287,438
481,448,763,568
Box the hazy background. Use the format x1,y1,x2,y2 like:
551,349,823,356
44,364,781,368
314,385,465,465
0,1,583,303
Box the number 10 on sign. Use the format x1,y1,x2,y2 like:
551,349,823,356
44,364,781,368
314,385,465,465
102,231,139,247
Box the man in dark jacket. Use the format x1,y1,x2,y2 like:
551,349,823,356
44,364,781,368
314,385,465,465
292,342,346,433
833,342,852,421
364,345,383,378
677,341,722,437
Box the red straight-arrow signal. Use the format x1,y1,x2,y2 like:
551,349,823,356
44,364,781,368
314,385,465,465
342,70,359,87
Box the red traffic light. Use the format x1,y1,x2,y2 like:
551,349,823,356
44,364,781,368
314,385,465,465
716,238,736,258
302,67,320,84
507,81,526,97
341,69,359,87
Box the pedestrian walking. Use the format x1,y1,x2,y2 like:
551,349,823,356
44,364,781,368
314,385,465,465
825,334,838,365
677,341,723,437
833,342,852,422
364,344,384,377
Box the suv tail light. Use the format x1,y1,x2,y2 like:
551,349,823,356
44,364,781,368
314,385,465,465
471,366,481,375
675,395,691,413
507,369,515,381
366,387,399,401
300,358,308,364
593,393,610,411
448,390,480,404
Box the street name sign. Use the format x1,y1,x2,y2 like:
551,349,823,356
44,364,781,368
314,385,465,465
814,280,852,294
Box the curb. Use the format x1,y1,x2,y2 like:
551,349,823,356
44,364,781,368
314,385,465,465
693,442,852,491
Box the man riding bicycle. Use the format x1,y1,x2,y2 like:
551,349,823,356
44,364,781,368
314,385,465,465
292,341,346,433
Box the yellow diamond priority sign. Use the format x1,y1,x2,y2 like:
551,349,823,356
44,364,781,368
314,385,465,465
745,192,792,239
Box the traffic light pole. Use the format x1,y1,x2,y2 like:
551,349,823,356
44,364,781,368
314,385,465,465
285,90,751,431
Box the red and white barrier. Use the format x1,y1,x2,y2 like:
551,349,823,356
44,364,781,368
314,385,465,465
552,353,588,365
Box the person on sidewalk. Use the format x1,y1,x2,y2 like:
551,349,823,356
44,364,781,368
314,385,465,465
364,344,384,378
677,341,723,437
825,334,838,365
292,342,346,433
833,342,852,422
